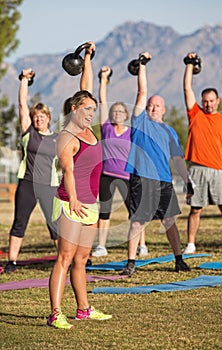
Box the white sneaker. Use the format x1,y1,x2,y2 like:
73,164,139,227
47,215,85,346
137,245,148,257
183,243,196,254
92,245,108,257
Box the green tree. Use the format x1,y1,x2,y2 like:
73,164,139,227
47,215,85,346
0,103,19,148
165,105,188,152
0,0,23,76
218,98,222,113
0,0,23,148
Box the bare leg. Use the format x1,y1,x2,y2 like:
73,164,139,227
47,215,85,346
187,207,202,244
98,218,110,247
70,223,97,309
49,236,77,312
139,227,146,246
162,217,182,256
8,236,23,261
128,221,145,259
70,245,92,310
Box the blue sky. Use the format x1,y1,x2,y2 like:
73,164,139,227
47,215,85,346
8,0,222,62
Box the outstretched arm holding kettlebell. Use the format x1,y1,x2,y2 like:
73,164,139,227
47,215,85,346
133,52,152,117
183,52,197,111
80,41,95,93
99,66,112,125
19,68,36,133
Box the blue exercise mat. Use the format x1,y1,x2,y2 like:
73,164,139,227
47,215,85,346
92,275,222,294
198,261,222,270
86,253,211,271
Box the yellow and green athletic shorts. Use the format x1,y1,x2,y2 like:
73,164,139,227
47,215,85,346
52,196,99,225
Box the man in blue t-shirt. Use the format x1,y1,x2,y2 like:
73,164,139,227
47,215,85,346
121,52,193,276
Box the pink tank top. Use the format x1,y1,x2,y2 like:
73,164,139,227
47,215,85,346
57,135,102,204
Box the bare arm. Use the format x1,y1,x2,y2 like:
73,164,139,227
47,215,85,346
133,52,152,117
80,41,95,93
172,156,189,183
99,66,110,125
18,68,35,133
172,156,194,198
183,52,197,111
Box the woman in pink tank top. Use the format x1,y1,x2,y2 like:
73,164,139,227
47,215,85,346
47,42,112,330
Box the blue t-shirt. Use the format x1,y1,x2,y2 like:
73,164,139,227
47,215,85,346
125,110,184,182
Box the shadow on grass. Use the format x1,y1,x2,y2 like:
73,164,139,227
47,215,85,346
0,312,47,327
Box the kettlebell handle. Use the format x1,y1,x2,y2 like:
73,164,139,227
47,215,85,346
74,43,95,60
183,55,202,75
18,71,35,86
62,42,95,76
128,54,151,76
139,54,151,65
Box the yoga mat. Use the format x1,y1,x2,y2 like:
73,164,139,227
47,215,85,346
92,275,222,294
17,255,57,265
0,274,127,291
86,254,211,271
0,255,57,266
198,262,222,270
0,249,8,258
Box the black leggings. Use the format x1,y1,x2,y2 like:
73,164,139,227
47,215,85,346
9,179,57,240
99,174,130,220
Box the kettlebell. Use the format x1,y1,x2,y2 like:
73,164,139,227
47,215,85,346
98,68,113,83
62,42,95,76
183,55,202,75
18,71,35,86
128,54,151,75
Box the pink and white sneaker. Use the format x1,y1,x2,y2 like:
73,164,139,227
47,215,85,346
75,306,112,320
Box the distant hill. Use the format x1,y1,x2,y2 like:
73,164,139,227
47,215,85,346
1,21,222,126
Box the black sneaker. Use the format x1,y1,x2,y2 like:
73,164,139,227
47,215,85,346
4,261,17,273
120,261,136,276
175,259,190,272
86,258,92,267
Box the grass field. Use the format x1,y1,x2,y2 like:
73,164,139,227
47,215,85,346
0,199,222,350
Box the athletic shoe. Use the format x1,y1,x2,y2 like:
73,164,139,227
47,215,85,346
183,243,196,254
75,306,112,320
91,245,107,257
4,261,17,273
175,259,191,272
119,261,136,276
137,245,148,257
47,310,74,329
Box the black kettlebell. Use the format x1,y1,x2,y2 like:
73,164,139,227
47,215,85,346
18,71,35,86
62,43,95,76
128,54,151,75
183,55,202,75
98,68,113,83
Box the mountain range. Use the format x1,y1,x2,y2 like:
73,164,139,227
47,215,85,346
1,20,222,126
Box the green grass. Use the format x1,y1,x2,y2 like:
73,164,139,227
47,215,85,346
0,202,222,350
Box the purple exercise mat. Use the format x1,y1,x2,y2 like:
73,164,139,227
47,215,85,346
0,255,57,266
0,274,127,291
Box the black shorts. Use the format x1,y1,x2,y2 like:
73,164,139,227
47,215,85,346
129,174,180,224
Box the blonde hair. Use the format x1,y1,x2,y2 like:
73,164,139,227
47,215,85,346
29,102,51,126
